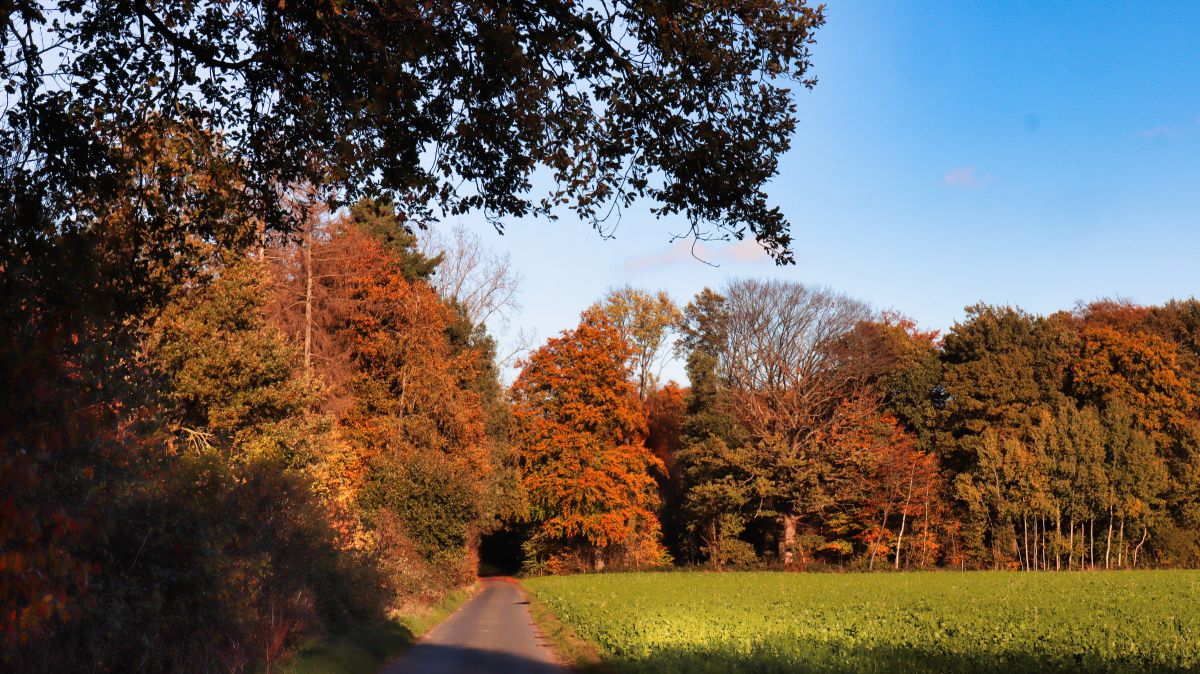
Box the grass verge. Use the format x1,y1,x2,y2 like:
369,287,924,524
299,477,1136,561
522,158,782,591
278,584,477,674
523,582,612,674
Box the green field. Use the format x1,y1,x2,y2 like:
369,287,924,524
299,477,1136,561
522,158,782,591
523,571,1200,673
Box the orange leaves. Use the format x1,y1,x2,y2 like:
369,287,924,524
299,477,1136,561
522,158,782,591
331,223,489,477
1072,324,1195,441
512,309,667,569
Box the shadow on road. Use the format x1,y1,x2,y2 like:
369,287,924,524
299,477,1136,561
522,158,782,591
381,642,563,674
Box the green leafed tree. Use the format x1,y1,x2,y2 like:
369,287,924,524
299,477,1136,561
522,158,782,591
2,0,825,259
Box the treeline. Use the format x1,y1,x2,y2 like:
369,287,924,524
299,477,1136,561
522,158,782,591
1,196,520,670
513,282,1200,574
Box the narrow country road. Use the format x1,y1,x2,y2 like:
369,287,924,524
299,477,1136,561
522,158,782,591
380,577,568,674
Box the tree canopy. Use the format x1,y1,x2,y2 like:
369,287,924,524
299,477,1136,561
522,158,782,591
2,0,825,261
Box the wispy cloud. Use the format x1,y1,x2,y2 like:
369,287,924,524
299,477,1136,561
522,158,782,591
942,166,982,188
721,239,771,263
1134,124,1186,140
623,240,698,273
623,238,770,272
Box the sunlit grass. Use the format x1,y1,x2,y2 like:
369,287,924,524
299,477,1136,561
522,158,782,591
525,570,1200,673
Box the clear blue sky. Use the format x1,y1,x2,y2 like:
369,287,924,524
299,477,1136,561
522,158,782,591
455,0,1200,383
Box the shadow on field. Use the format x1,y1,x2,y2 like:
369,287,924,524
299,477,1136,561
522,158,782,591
575,643,1192,674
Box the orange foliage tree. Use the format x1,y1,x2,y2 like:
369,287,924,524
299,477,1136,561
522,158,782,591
511,309,668,572
267,207,496,597
1072,325,1195,443
323,221,492,594
644,381,687,468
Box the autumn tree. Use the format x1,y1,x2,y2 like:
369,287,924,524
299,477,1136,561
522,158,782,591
715,279,873,565
317,219,496,592
511,309,667,573
936,305,1077,566
145,259,332,466
0,119,261,657
835,314,945,449
1067,318,1197,566
808,396,940,570
673,289,756,566
594,286,683,399
1071,324,1194,445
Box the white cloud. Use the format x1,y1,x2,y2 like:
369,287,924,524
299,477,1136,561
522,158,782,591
1135,124,1186,139
623,238,770,272
623,240,699,272
721,239,770,263
942,166,982,188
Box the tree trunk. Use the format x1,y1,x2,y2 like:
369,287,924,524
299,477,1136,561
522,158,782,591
1040,518,1046,570
1022,515,1029,571
780,513,798,568
303,223,314,373
1133,526,1148,568
894,511,908,571
1033,517,1040,571
1117,518,1125,568
1055,511,1062,571
1067,517,1074,571
1089,517,1095,569
1009,522,1020,571
1105,508,1113,570
868,507,888,571
895,468,916,570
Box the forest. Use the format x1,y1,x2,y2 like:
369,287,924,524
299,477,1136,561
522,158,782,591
3,0,1198,671
513,285,1200,576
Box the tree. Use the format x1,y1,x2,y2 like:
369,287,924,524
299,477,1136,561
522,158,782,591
1071,324,1195,445
674,289,757,566
144,259,331,466
0,118,261,656
3,0,826,260
420,223,523,329
835,313,944,449
714,279,873,565
594,286,683,399
937,305,1078,567
511,309,667,572
823,397,940,570
678,287,731,359
643,381,688,557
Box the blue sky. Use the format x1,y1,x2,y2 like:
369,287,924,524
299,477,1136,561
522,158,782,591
455,0,1200,383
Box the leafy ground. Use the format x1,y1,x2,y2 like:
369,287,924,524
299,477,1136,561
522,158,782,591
523,571,1200,674
277,585,477,674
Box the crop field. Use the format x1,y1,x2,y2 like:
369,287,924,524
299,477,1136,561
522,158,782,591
523,571,1200,673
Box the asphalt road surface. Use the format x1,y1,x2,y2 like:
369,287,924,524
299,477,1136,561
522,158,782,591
380,577,567,674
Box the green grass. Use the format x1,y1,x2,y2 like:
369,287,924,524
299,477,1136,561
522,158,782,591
524,588,610,673
523,570,1200,674
278,585,477,674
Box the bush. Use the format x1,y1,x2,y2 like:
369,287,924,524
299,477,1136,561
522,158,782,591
9,451,383,673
